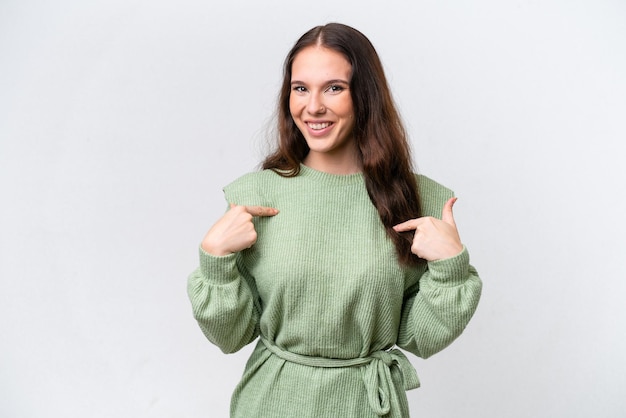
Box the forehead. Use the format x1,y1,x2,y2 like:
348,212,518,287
291,46,352,81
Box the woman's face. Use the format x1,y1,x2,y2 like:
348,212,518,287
289,46,356,170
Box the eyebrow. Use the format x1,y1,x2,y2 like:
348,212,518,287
290,79,350,86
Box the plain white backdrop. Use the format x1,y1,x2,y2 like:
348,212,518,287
1,0,625,417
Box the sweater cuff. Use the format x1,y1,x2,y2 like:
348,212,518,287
426,246,470,287
198,245,240,285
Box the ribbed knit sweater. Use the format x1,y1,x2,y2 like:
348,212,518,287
187,165,482,418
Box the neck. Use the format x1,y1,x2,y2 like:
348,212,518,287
303,147,361,175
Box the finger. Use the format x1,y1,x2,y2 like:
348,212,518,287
243,205,279,217
393,219,418,232
441,197,457,226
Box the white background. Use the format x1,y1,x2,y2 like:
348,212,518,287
1,0,625,417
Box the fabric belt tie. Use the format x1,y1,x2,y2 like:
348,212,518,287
260,338,420,417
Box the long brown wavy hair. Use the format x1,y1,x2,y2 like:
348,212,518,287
263,23,422,266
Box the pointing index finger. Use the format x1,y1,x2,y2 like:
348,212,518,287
243,205,279,217
393,219,418,232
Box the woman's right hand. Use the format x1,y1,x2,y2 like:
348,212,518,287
201,204,279,256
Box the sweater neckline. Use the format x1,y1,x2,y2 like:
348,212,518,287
299,164,363,186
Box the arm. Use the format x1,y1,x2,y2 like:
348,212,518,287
187,198,278,354
394,178,482,358
396,248,482,358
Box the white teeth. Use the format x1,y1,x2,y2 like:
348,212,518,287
308,122,331,130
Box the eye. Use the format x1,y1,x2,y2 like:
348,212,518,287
292,85,307,93
326,84,344,93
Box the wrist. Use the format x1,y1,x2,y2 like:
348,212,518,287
201,239,232,257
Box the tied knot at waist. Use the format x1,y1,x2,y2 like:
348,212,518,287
260,338,420,417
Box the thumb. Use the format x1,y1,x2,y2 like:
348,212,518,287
441,197,458,226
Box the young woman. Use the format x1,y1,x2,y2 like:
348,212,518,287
188,23,482,418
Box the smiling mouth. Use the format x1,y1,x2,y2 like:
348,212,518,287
307,122,332,130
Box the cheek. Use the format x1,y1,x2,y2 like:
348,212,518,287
337,97,354,118
289,96,302,118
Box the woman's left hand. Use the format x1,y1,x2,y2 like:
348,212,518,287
393,197,463,261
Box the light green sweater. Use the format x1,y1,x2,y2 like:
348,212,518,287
188,165,482,418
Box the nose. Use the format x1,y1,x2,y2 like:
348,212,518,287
306,93,325,114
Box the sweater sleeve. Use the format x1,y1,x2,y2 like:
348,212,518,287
396,247,482,359
187,248,261,354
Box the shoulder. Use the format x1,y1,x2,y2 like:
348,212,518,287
415,174,455,218
222,169,282,206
